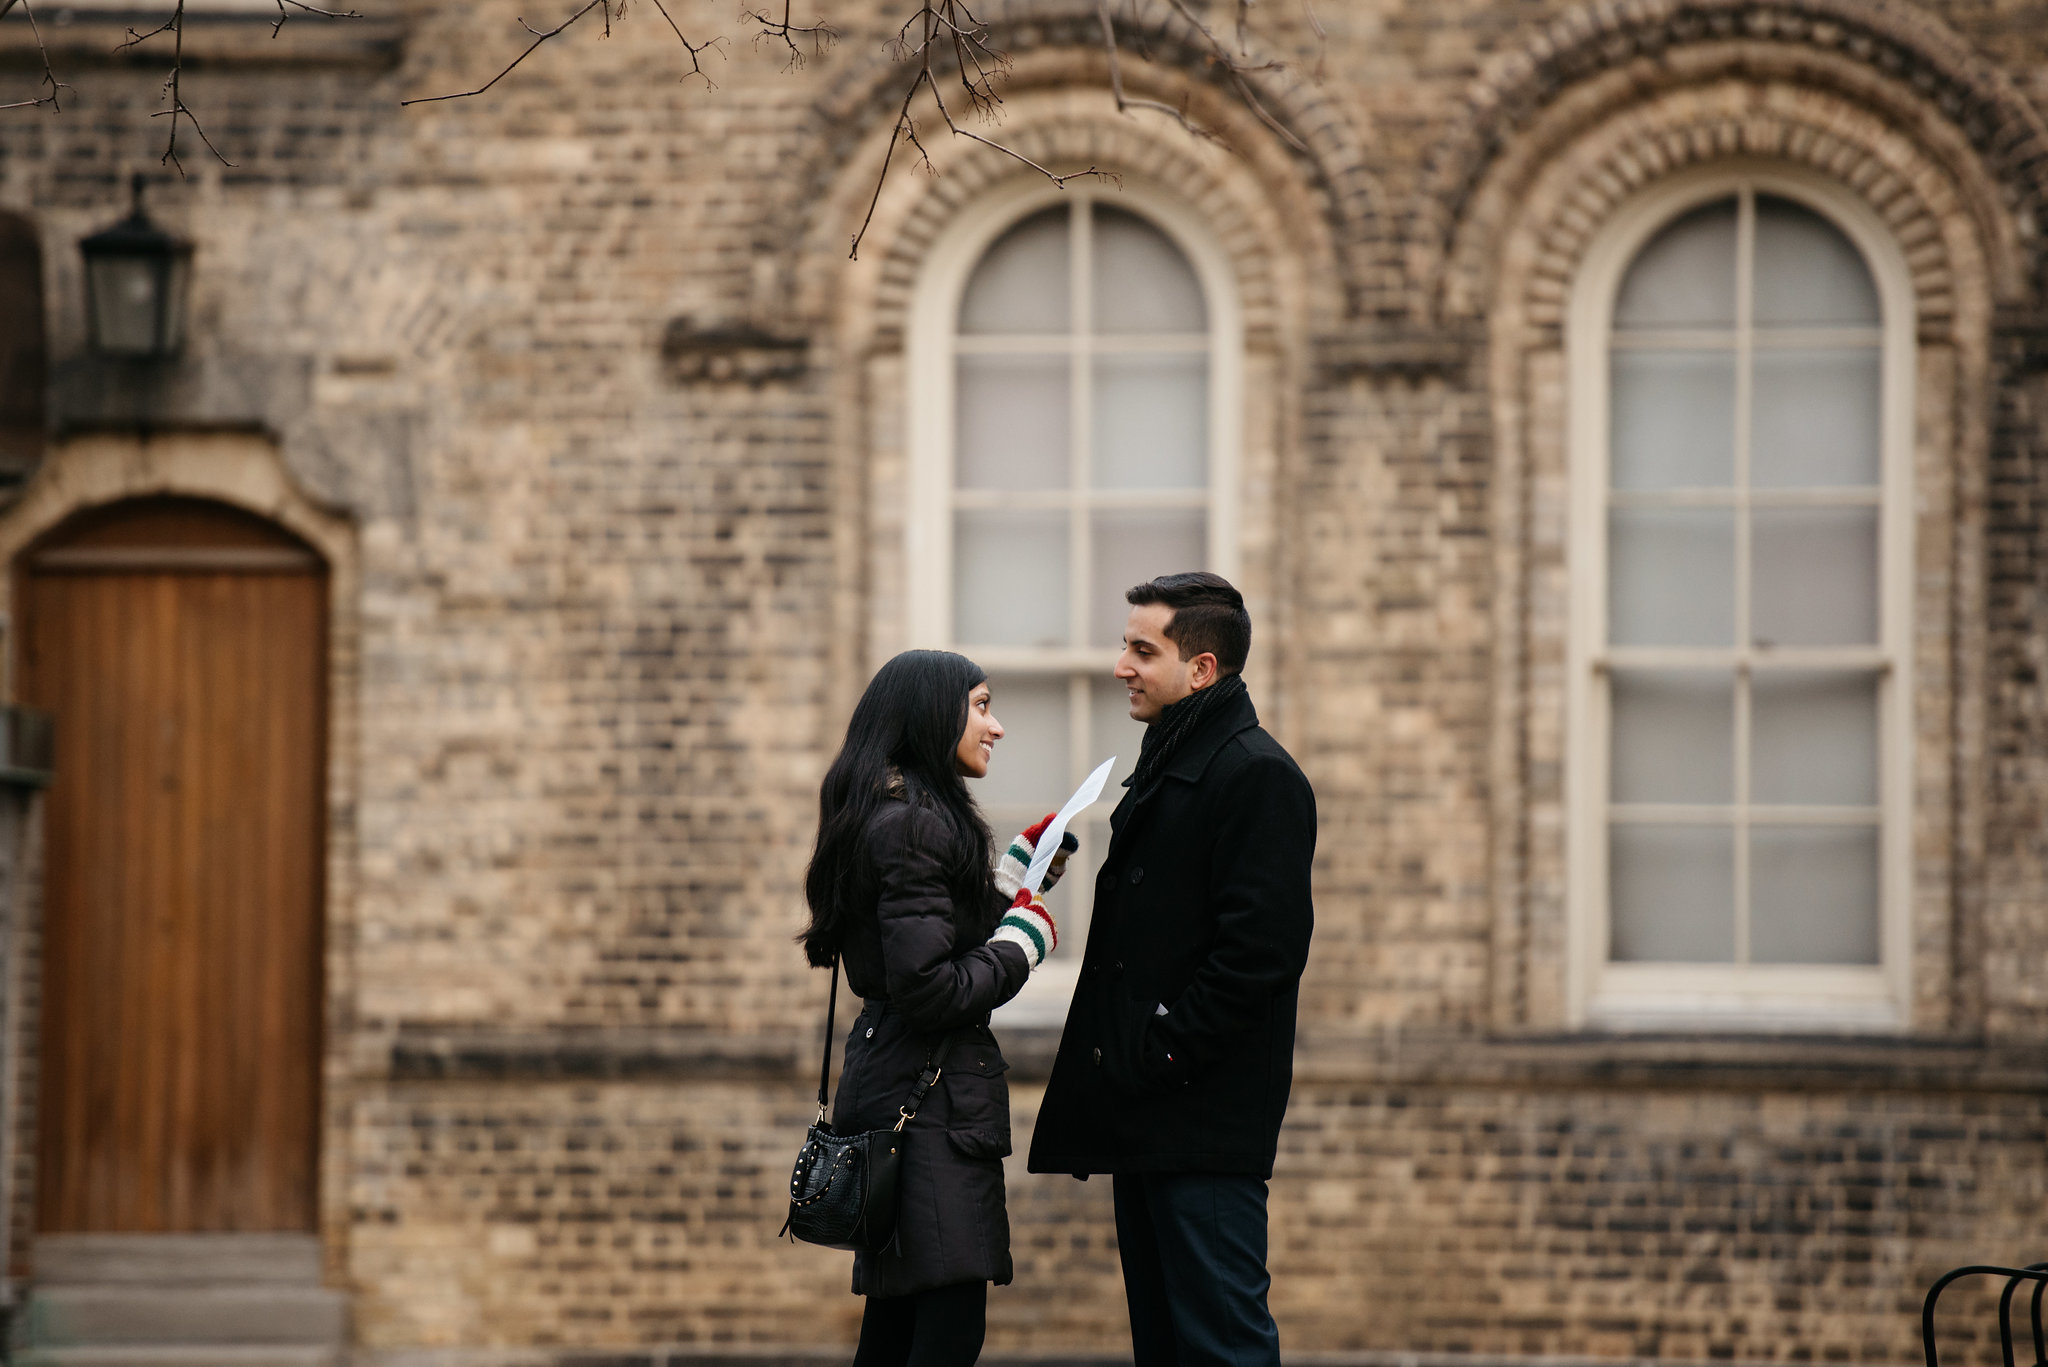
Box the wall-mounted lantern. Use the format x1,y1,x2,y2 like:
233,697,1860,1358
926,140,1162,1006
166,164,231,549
80,173,192,359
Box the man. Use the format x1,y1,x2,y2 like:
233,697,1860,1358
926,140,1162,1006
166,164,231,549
1028,571,1316,1366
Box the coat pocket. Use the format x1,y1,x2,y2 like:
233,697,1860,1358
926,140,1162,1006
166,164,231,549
939,1033,1012,1157
1100,994,1172,1095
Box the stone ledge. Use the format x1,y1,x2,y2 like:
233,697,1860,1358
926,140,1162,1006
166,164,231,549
0,6,404,69
358,1349,1925,1367
660,320,809,387
1314,324,1480,381
1292,1029,2048,1094
383,1022,2048,1093
387,1026,800,1082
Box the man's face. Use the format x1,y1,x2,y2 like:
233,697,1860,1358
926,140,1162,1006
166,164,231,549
1115,603,1216,724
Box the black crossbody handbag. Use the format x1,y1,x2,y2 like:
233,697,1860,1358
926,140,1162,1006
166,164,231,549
780,957,954,1253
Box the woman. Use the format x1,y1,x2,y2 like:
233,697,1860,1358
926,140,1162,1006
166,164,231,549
800,650,1066,1365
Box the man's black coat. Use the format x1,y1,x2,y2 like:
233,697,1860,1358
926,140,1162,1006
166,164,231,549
1027,685,1315,1179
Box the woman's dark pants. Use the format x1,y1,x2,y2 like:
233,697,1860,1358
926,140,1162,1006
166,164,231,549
1112,1172,1282,1367
852,1280,988,1367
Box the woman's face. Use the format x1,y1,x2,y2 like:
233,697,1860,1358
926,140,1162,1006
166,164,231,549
953,682,1003,778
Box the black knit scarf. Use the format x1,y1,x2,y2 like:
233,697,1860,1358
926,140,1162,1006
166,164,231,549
1124,672,1249,798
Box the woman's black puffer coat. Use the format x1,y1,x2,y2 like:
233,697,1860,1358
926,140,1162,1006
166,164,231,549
829,793,1031,1297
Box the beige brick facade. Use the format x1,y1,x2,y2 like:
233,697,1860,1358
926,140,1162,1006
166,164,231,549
1,0,2047,1359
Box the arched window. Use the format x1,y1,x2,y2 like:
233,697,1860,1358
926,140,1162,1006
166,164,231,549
909,186,1240,1018
1568,172,1911,1027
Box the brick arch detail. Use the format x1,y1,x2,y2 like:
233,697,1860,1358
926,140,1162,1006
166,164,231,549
772,39,1367,328
1418,0,2043,320
1450,79,2003,349
807,82,1337,353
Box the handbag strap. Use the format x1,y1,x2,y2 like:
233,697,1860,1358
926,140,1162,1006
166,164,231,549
814,957,841,1121
893,1031,957,1131
812,954,961,1131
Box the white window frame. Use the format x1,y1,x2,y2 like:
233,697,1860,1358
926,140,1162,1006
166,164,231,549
906,179,1243,1020
1564,162,1915,1031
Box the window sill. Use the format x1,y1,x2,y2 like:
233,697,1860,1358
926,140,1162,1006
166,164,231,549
1291,1027,2041,1094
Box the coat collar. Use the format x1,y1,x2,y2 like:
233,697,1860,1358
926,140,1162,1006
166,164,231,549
1158,683,1259,787
1109,686,1258,839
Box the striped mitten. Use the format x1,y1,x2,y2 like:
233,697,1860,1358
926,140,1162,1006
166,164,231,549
995,814,1081,900
992,888,1058,972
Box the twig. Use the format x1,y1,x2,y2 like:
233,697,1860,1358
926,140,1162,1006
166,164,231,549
1299,0,1324,43
1094,0,1215,142
404,0,721,103
746,0,834,67
270,0,362,39
1152,0,1303,151
849,0,1109,259
0,0,72,112
401,0,610,105
645,0,724,86
119,1,239,173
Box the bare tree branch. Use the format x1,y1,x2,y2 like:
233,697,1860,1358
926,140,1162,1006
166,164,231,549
645,0,724,86
401,0,610,105
1094,0,1215,142
116,1,237,173
388,0,1311,259
1299,0,1325,43
405,0,722,104
849,0,1110,259
1151,0,1304,152
0,0,73,113
271,0,363,39
745,0,834,68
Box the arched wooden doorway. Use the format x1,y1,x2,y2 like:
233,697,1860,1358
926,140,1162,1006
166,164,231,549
23,497,326,1233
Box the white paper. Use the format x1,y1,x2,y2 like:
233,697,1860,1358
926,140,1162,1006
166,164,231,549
1024,756,1117,894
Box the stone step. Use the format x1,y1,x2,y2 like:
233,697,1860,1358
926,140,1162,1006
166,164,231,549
33,1236,324,1287
12,1347,342,1367
19,1286,348,1347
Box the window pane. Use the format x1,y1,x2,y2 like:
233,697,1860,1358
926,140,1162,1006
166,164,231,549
1750,825,1880,964
1090,509,1206,647
1608,507,1735,646
957,354,1070,491
954,510,1069,647
1610,669,1733,805
1092,207,1206,334
1613,199,1738,330
1752,195,1879,328
1751,671,1879,806
1092,354,1207,490
1751,506,1879,647
960,206,1069,335
1088,675,1148,793
975,674,1072,810
1610,823,1735,962
1752,347,1881,488
1610,349,1736,490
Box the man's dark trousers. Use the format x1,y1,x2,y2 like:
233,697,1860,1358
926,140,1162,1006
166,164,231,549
1113,1172,1280,1367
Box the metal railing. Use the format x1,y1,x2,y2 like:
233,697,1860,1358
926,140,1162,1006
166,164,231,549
1923,1263,2048,1367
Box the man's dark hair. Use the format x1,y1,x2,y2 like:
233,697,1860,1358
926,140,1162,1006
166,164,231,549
1126,571,1251,675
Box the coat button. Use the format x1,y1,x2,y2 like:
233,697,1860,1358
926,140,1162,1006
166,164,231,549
865,1027,874,1038
1111,960,1125,976
1129,866,1145,885
1092,1047,1102,1066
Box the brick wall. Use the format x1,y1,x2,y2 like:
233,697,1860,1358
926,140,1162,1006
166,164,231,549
0,0,2042,1359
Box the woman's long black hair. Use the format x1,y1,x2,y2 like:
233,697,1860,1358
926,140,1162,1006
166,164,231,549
800,649,999,966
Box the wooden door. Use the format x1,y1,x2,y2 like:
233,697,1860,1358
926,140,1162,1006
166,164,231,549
25,498,326,1233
